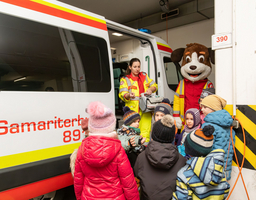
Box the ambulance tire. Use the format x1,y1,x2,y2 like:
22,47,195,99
53,185,76,200
31,186,76,200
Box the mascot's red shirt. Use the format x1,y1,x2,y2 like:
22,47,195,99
184,78,208,113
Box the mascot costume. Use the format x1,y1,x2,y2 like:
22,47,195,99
171,43,214,129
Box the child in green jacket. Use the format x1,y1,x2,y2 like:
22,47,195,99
117,106,146,167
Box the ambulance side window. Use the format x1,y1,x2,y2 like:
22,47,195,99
163,57,182,91
0,13,111,92
70,32,111,92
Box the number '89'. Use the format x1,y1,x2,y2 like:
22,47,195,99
63,129,81,143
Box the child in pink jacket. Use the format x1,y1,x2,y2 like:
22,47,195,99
74,101,139,200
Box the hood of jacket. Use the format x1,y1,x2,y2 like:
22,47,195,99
187,149,225,185
145,140,179,170
204,109,233,127
80,135,121,168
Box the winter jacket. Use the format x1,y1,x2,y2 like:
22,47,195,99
117,125,142,152
173,78,213,129
74,135,139,200
134,140,186,200
119,72,158,113
202,109,235,180
172,149,230,200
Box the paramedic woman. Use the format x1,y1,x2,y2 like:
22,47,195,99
119,58,158,142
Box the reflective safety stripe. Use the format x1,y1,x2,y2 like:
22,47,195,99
180,114,184,119
173,111,180,114
145,76,149,83
119,88,128,93
124,77,132,93
174,92,180,97
130,97,140,101
179,80,184,95
149,80,155,87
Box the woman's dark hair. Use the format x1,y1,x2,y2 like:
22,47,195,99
125,58,141,76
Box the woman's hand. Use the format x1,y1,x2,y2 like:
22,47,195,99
129,92,135,99
145,89,152,95
125,92,135,100
146,86,156,95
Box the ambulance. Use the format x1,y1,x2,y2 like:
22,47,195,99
0,0,255,199
0,0,178,199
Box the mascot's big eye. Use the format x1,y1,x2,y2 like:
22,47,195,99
199,55,205,63
185,55,191,63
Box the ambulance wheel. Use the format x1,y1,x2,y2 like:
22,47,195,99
31,186,76,200
53,186,76,200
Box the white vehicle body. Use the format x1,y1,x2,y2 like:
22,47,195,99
0,0,254,199
213,0,256,199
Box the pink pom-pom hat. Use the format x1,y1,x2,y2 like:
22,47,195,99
86,101,116,133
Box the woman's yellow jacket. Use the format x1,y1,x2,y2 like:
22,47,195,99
119,72,158,113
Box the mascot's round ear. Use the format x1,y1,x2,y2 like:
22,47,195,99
171,48,185,62
208,47,215,64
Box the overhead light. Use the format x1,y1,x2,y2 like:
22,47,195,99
14,76,26,82
111,47,116,50
159,0,170,13
112,32,123,37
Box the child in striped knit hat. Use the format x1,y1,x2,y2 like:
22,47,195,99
172,125,230,200
117,106,146,167
175,108,201,158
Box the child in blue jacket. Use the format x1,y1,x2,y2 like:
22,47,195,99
200,94,235,180
172,125,230,200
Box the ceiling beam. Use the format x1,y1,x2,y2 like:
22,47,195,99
124,0,214,33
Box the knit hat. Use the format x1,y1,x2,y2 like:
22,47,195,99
86,101,116,133
152,114,176,143
184,108,201,132
154,98,172,116
123,106,140,126
201,94,227,111
200,88,215,99
184,125,215,157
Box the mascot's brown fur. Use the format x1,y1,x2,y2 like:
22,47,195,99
171,43,214,129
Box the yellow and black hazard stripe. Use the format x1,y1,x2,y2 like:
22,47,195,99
232,105,256,170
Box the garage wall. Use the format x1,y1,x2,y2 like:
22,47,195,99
153,19,215,85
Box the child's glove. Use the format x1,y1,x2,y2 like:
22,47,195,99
174,117,182,129
177,144,186,157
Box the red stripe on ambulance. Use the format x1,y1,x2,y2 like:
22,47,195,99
157,44,173,53
0,0,107,31
0,173,73,200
